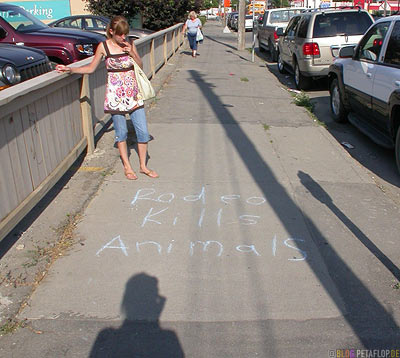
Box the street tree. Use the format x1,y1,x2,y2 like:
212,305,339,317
85,0,204,31
271,0,290,7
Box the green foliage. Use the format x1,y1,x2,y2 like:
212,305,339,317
198,15,207,26
84,0,204,31
84,0,139,21
293,91,313,112
271,0,290,8
202,0,219,8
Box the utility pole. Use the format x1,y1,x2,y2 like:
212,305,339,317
237,0,246,50
251,0,255,62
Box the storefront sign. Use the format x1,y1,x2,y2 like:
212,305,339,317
7,0,71,20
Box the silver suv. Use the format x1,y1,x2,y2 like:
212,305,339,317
276,8,374,90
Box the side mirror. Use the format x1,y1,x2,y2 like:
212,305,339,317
276,27,284,36
339,45,355,58
0,26,7,39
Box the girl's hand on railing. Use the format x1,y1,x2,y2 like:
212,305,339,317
55,65,72,73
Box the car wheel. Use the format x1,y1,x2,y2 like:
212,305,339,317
269,40,277,62
396,126,400,175
294,60,311,90
277,50,286,74
330,78,348,123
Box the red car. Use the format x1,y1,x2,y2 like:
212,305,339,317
0,3,105,65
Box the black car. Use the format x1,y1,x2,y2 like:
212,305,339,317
48,15,154,40
0,43,52,90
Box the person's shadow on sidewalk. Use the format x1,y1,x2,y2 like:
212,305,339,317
89,273,184,358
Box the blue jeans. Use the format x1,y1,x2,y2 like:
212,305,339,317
112,107,150,143
187,33,197,51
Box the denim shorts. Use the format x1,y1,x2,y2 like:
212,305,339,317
112,107,150,143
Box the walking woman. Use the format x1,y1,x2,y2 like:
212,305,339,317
182,11,202,58
56,16,158,180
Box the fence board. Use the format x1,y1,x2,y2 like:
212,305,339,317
3,111,33,203
27,103,49,180
0,119,19,220
19,106,43,189
34,97,59,173
48,90,73,158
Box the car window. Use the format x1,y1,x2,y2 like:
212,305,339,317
270,10,290,24
313,12,373,38
297,15,310,38
286,16,301,37
86,18,105,30
66,18,82,29
357,21,390,62
384,21,400,66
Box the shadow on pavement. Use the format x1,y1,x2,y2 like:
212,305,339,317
298,171,400,281
89,273,184,358
189,68,400,348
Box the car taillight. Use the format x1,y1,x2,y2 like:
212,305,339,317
303,42,320,56
273,31,278,40
373,38,382,47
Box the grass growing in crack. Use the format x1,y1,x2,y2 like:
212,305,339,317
101,169,115,177
263,124,270,131
292,91,327,128
22,214,80,271
392,282,400,290
240,77,249,82
0,319,26,336
293,91,314,112
22,245,52,268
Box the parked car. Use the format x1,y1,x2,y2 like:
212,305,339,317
0,43,52,90
276,7,374,90
230,13,239,31
257,7,305,61
0,3,105,65
227,12,238,28
48,15,154,40
245,15,254,31
328,16,400,173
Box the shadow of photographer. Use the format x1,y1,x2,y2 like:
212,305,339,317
89,273,184,358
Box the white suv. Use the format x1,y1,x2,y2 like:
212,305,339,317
328,16,400,173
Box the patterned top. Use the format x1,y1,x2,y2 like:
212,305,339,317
103,41,144,114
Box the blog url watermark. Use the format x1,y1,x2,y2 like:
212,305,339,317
328,350,400,358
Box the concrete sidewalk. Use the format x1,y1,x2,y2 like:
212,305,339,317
1,20,399,357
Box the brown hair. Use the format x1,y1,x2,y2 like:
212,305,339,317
106,16,130,38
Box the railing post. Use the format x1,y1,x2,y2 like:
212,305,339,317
178,26,183,46
80,74,95,154
172,30,176,53
150,38,155,79
163,33,168,64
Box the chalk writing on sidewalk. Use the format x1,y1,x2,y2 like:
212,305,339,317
95,187,308,261
131,187,266,228
96,235,307,261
